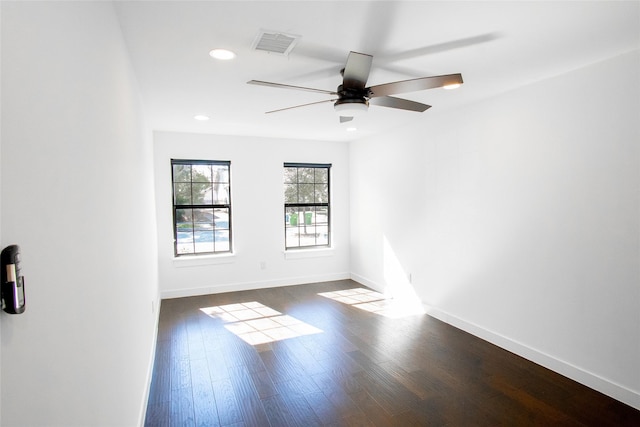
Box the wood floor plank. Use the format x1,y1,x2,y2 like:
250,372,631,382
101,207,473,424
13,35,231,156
304,391,342,426
348,350,418,415
145,279,640,426
211,378,242,426
260,394,290,426
203,340,230,382
377,360,431,400
144,402,170,427
246,368,277,399
189,357,220,427
272,381,323,427
227,365,270,426
148,339,171,405
170,386,195,427
349,390,397,427
311,371,367,420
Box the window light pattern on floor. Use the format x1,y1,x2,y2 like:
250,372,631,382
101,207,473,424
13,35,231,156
200,301,322,345
317,288,425,318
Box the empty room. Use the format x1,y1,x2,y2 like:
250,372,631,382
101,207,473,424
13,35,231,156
1,1,639,426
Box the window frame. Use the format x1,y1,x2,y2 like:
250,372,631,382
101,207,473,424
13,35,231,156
284,162,331,250
171,159,232,257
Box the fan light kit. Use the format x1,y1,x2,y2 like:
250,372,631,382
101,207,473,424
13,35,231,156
248,51,463,123
334,100,368,117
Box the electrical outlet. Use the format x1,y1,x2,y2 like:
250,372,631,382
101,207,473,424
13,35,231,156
260,261,266,270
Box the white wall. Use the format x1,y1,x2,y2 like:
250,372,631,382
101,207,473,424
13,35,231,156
350,50,640,409
1,2,159,426
154,131,350,298
0,2,3,422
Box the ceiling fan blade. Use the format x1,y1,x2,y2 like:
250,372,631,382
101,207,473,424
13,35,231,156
265,99,337,114
342,51,373,90
248,80,337,95
340,116,353,123
369,96,431,112
368,73,463,98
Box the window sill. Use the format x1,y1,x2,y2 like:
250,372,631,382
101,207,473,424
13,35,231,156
284,248,334,260
173,253,236,268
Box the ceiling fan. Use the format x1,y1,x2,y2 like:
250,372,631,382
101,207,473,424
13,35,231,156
248,51,463,123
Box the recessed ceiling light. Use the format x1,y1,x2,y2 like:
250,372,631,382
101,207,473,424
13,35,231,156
209,48,236,60
443,83,461,90
194,115,210,121
346,127,357,132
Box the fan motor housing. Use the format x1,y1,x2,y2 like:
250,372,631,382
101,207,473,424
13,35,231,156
336,84,367,100
334,98,369,107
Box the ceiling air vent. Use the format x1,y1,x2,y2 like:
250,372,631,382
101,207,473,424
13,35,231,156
252,30,300,56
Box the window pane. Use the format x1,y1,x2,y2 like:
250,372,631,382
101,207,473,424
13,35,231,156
176,207,194,254
214,208,229,230
303,209,313,225
176,208,193,227
193,208,213,223
315,183,328,203
316,225,329,245
212,165,229,183
284,184,297,203
285,207,301,249
193,208,214,245
174,183,192,205
284,167,297,184
298,184,314,203
176,240,194,255
173,164,191,182
212,183,229,204
285,224,299,248
299,225,316,246
192,164,212,182
285,207,299,226
192,183,213,204
315,206,329,224
298,168,315,183
194,230,214,253
215,230,230,252
315,168,328,183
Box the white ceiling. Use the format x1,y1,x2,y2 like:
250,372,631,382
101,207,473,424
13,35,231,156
114,1,640,142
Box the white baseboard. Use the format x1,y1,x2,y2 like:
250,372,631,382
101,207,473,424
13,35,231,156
349,274,640,411
138,294,161,427
160,272,351,299
349,272,379,291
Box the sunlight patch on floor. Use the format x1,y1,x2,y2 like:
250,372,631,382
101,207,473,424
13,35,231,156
317,288,424,319
200,301,323,345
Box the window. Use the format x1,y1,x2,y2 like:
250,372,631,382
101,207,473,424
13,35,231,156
284,163,331,249
171,159,231,256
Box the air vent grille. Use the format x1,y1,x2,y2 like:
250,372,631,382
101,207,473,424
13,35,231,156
252,30,300,56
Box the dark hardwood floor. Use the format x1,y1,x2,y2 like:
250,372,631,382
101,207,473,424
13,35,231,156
144,279,640,426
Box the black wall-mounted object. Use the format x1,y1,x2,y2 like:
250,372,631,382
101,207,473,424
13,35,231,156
1,245,25,314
